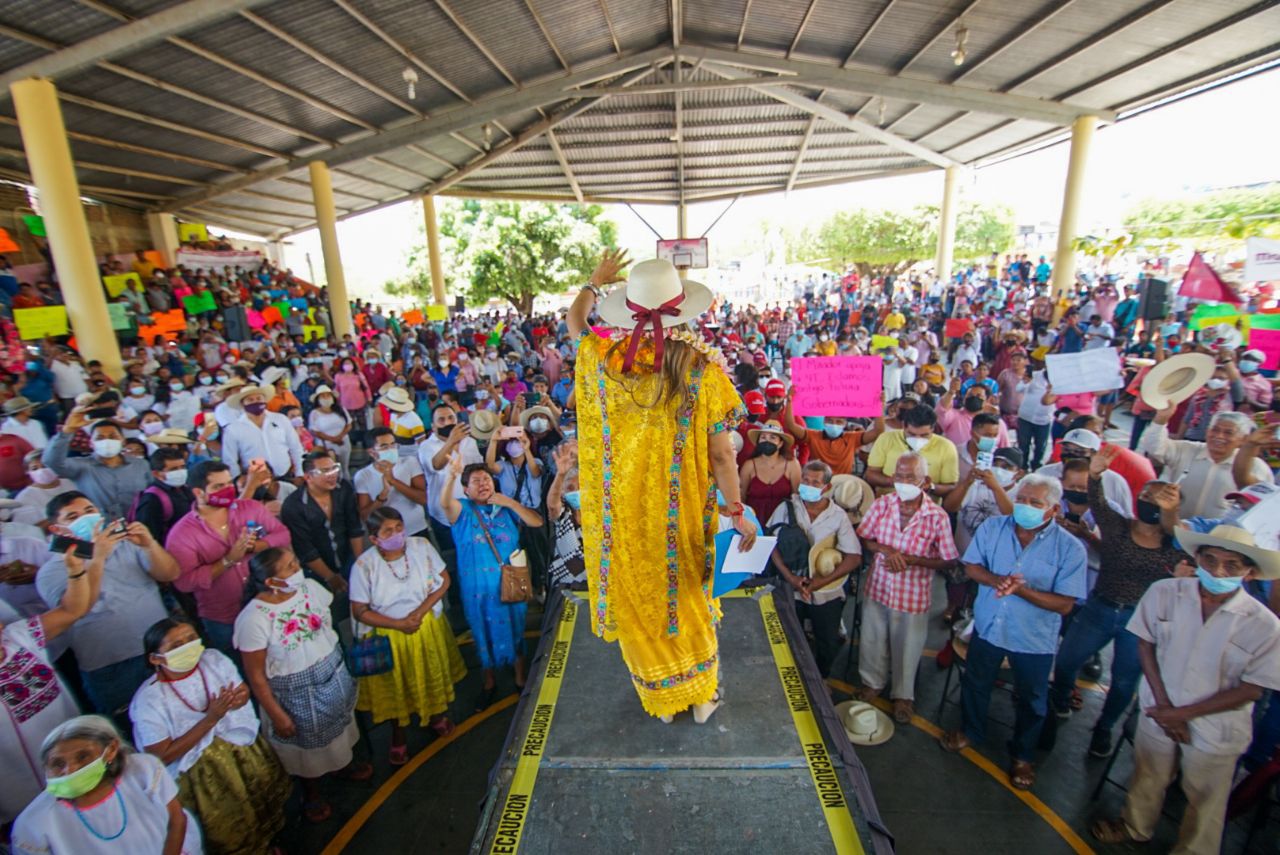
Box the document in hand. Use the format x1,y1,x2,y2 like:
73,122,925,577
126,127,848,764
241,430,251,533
712,532,777,598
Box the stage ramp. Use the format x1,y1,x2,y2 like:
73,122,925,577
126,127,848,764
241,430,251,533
471,587,895,854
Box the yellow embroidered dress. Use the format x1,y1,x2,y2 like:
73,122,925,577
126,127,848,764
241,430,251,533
575,330,746,717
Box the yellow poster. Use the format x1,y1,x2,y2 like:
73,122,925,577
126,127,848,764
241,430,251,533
303,324,326,342
870,335,899,350
14,306,69,339
426,304,448,321
177,222,209,243
104,273,142,298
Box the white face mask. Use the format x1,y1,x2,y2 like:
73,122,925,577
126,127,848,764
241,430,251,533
1206,378,1227,390
92,438,123,458
163,469,189,487
905,436,930,451
894,482,923,501
993,467,1015,487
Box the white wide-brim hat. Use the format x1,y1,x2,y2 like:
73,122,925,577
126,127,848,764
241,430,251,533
379,386,414,413
834,700,894,746
596,258,713,330
1139,353,1215,410
1176,524,1280,580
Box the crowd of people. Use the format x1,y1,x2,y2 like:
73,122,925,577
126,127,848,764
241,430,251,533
0,244,1275,854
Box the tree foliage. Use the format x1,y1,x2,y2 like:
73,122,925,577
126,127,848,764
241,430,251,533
799,202,1015,276
384,199,615,314
1123,184,1280,247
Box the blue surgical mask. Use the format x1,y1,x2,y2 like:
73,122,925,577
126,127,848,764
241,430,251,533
976,436,997,452
1240,359,1261,374
798,484,823,503
377,449,398,464
1012,503,1047,530
68,512,103,542
823,424,844,439
563,490,581,510
1195,566,1246,595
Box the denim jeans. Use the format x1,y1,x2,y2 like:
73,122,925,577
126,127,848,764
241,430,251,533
961,634,1054,762
201,618,238,663
1245,689,1280,769
1016,418,1051,470
1048,594,1141,733
81,654,152,717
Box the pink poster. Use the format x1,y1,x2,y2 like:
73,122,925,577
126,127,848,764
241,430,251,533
1249,328,1280,370
789,356,884,417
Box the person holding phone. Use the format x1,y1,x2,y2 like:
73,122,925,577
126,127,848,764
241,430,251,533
42,408,150,521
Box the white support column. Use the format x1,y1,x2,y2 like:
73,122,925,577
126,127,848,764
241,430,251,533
146,212,180,266
934,166,960,284
1049,115,1097,304
308,161,353,339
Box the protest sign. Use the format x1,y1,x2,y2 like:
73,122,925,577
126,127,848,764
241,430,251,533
1189,303,1244,331
107,303,131,331
22,214,44,237
0,228,19,253
1045,347,1123,395
272,301,292,320
1246,236,1280,283
303,324,326,342
261,306,283,326
944,318,974,338
289,297,308,311
182,291,217,315
177,223,209,243
103,273,141,298
174,249,260,270
789,356,884,417
870,335,898,350
1248,328,1280,371
401,309,424,325
137,309,187,344
246,309,265,330
14,306,68,339
426,304,448,321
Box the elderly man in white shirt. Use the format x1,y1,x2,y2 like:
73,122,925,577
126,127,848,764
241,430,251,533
1139,406,1272,519
0,397,48,450
1037,429,1133,517
219,385,304,479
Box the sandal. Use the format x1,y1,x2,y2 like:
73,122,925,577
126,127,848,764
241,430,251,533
1009,760,1036,790
1070,688,1084,711
693,690,722,725
430,717,456,738
303,799,332,823
892,699,914,724
331,760,374,782
851,685,880,702
939,731,971,753
1090,818,1144,844
389,743,409,766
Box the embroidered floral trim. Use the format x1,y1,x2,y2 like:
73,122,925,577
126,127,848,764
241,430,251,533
710,403,748,435
593,353,615,637
629,652,719,691
664,363,706,637
263,592,328,651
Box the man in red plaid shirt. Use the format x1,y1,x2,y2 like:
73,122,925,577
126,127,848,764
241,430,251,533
855,452,959,723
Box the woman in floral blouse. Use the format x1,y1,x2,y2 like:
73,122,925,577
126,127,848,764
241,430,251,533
234,547,370,824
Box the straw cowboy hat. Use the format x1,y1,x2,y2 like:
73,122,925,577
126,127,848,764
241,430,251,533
148,428,194,445
227,385,271,409
378,386,414,413
747,420,795,451
1139,353,1215,410
808,534,843,592
216,377,247,396
3,396,36,415
519,405,556,432
834,701,894,746
1176,524,1280,580
312,384,334,400
596,258,714,371
829,475,874,523
469,408,501,443
258,365,288,388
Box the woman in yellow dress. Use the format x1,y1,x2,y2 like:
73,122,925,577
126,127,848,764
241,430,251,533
568,251,755,723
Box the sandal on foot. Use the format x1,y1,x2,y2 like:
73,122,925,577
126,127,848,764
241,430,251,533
389,744,409,766
939,731,971,753
1009,760,1036,790
303,800,332,823
331,761,374,782
892,699,914,724
851,685,881,703
693,691,722,725
430,717,456,737
1069,687,1084,711
1090,818,1144,844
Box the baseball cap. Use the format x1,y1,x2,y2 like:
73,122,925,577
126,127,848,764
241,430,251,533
765,378,786,397
743,389,767,416
1224,482,1279,506
993,447,1024,468
1061,429,1102,452
1242,349,1266,363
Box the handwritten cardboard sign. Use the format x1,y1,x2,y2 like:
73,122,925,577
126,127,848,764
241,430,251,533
107,303,132,330
1248,328,1280,371
1045,347,1123,395
870,335,899,351
103,273,141,298
944,318,974,338
401,309,424,326
182,291,217,314
789,356,884,417
14,306,68,339
303,324,326,342
426,304,448,321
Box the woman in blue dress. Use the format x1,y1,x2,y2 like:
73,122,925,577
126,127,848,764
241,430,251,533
441,458,545,708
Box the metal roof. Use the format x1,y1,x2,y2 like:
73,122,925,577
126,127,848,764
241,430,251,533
0,0,1275,238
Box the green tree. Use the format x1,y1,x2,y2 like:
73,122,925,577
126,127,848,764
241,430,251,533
1123,184,1280,249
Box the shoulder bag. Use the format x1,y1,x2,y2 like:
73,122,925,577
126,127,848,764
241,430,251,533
471,504,534,604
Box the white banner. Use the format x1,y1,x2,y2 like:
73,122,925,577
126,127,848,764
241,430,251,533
175,249,263,271
1045,347,1124,396
1245,236,1280,283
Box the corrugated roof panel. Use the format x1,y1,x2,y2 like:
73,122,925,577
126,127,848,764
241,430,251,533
739,0,819,54
605,0,669,51
336,160,420,192
441,0,562,83
943,117,1058,162
847,0,974,74
0,0,122,59
0,38,48,73
530,0,620,68
684,0,748,47
791,0,889,64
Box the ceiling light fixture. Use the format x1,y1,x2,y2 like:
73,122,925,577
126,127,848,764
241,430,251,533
483,123,493,152
950,23,969,66
402,67,419,100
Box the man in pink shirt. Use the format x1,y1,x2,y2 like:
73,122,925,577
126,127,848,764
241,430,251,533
935,381,1012,448
1236,349,1274,414
166,459,292,659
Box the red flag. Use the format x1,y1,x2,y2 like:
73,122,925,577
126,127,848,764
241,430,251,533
1179,251,1241,304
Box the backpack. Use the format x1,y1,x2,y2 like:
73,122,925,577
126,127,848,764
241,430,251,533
127,485,174,530
765,498,810,580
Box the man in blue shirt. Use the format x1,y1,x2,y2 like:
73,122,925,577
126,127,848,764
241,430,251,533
939,473,1087,790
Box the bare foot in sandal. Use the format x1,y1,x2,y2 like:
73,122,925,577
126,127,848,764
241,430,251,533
1009,759,1036,790
938,730,971,753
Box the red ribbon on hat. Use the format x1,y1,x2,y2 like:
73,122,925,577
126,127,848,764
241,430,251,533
622,293,684,372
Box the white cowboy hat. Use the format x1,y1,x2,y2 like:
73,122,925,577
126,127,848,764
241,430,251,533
3,396,36,415
227,385,271,409
1139,353,1215,410
148,428,194,445
519,406,556,432
808,534,844,592
1175,524,1280,580
258,366,288,388
829,474,874,523
312,384,334,399
378,386,414,413
834,700,894,746
595,258,713,331
469,408,501,442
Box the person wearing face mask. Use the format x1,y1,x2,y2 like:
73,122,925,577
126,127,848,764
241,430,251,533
485,426,543,509
308,384,352,474
281,451,363,604
1046,446,1192,759
332,357,372,448
220,385,305,481
356,428,428,536
1234,347,1273,414
235,548,370,820
120,378,154,415
420,403,483,554
165,460,291,659
164,377,200,432
935,379,1012,449
38,492,179,715
939,474,1087,791
855,453,959,721
131,447,195,546
12,449,75,527
783,407,882,477
865,405,959,497
348,508,465,764
1036,428,1134,518
361,348,392,400
1091,526,1280,852
545,441,586,588
130,617,290,854
43,410,151,521
740,422,802,525
766,461,862,677
11,715,202,854
429,353,460,396
1177,365,1239,442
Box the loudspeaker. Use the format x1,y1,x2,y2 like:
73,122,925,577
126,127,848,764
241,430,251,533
1137,278,1169,321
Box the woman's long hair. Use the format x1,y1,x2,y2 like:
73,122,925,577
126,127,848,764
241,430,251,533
605,330,703,410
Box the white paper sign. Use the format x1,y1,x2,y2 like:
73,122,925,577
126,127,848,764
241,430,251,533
1045,347,1123,396
719,535,778,576
1235,491,1280,551
1245,236,1280,284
